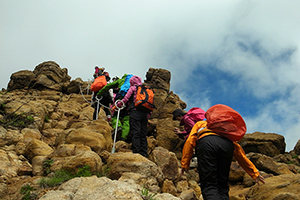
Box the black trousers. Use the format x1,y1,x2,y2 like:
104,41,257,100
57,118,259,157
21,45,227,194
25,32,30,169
196,135,234,200
129,109,148,157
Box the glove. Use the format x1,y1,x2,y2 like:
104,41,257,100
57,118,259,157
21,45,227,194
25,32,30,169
116,101,124,108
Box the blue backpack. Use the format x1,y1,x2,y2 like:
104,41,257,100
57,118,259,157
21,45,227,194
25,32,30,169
119,74,133,97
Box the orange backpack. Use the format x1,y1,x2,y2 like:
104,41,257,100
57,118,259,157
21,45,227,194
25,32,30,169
134,85,155,112
205,104,246,142
91,75,107,92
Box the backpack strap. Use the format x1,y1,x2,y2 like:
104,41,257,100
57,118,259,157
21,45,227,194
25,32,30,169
197,127,219,140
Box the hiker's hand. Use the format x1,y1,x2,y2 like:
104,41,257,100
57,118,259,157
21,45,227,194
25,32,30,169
174,127,181,134
180,168,187,175
255,175,265,185
112,106,116,111
116,101,124,108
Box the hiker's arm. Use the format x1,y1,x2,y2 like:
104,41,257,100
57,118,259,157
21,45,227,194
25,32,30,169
119,86,134,104
97,81,118,96
233,142,261,180
181,121,206,170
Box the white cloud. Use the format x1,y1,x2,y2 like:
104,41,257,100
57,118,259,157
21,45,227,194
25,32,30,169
1,0,300,151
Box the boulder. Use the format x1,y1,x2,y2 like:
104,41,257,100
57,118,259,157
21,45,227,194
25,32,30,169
49,144,102,173
106,152,164,184
39,176,181,200
25,139,54,161
247,153,294,175
7,70,35,90
239,132,286,156
149,146,180,181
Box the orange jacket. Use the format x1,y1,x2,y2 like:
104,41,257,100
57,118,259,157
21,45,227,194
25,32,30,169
181,121,260,180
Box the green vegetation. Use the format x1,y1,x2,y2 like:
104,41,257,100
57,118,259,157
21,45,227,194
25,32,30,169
76,165,92,177
141,185,157,200
292,154,298,159
287,161,294,165
98,166,111,177
0,112,35,129
43,159,53,175
0,102,35,129
39,169,76,188
20,184,37,200
44,115,50,123
39,165,107,188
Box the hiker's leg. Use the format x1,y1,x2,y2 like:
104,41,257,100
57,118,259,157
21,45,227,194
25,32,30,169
196,135,224,200
121,115,130,140
111,115,122,130
93,102,100,120
100,96,111,116
217,137,234,199
139,110,148,157
130,110,141,154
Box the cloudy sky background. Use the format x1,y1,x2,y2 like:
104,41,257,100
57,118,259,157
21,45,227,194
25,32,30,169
1,1,299,151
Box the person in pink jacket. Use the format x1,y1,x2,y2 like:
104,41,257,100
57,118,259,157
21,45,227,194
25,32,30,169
116,75,149,157
173,107,205,149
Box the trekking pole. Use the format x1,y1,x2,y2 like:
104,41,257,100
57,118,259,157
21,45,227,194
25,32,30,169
111,100,125,154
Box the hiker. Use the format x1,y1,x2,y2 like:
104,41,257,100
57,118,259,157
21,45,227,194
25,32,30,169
173,107,205,148
97,74,132,141
181,104,265,200
92,70,113,121
115,75,150,157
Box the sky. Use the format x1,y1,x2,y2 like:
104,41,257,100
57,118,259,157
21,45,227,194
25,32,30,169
1,1,299,151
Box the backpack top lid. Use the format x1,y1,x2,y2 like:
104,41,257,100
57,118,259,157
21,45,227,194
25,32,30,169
205,104,246,142
187,107,206,122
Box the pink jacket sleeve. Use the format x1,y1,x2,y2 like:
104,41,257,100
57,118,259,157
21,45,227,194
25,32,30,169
121,86,136,104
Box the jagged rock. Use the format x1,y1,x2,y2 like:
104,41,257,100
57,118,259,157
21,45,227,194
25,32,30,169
149,146,180,181
49,144,102,173
246,174,300,200
239,132,286,156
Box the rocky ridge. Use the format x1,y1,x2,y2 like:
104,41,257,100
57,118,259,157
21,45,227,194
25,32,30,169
1,61,300,200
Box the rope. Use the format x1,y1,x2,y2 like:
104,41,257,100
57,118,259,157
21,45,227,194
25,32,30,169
95,96,112,110
79,83,92,104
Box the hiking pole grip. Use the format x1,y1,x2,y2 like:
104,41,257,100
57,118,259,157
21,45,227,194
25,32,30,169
111,100,125,154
